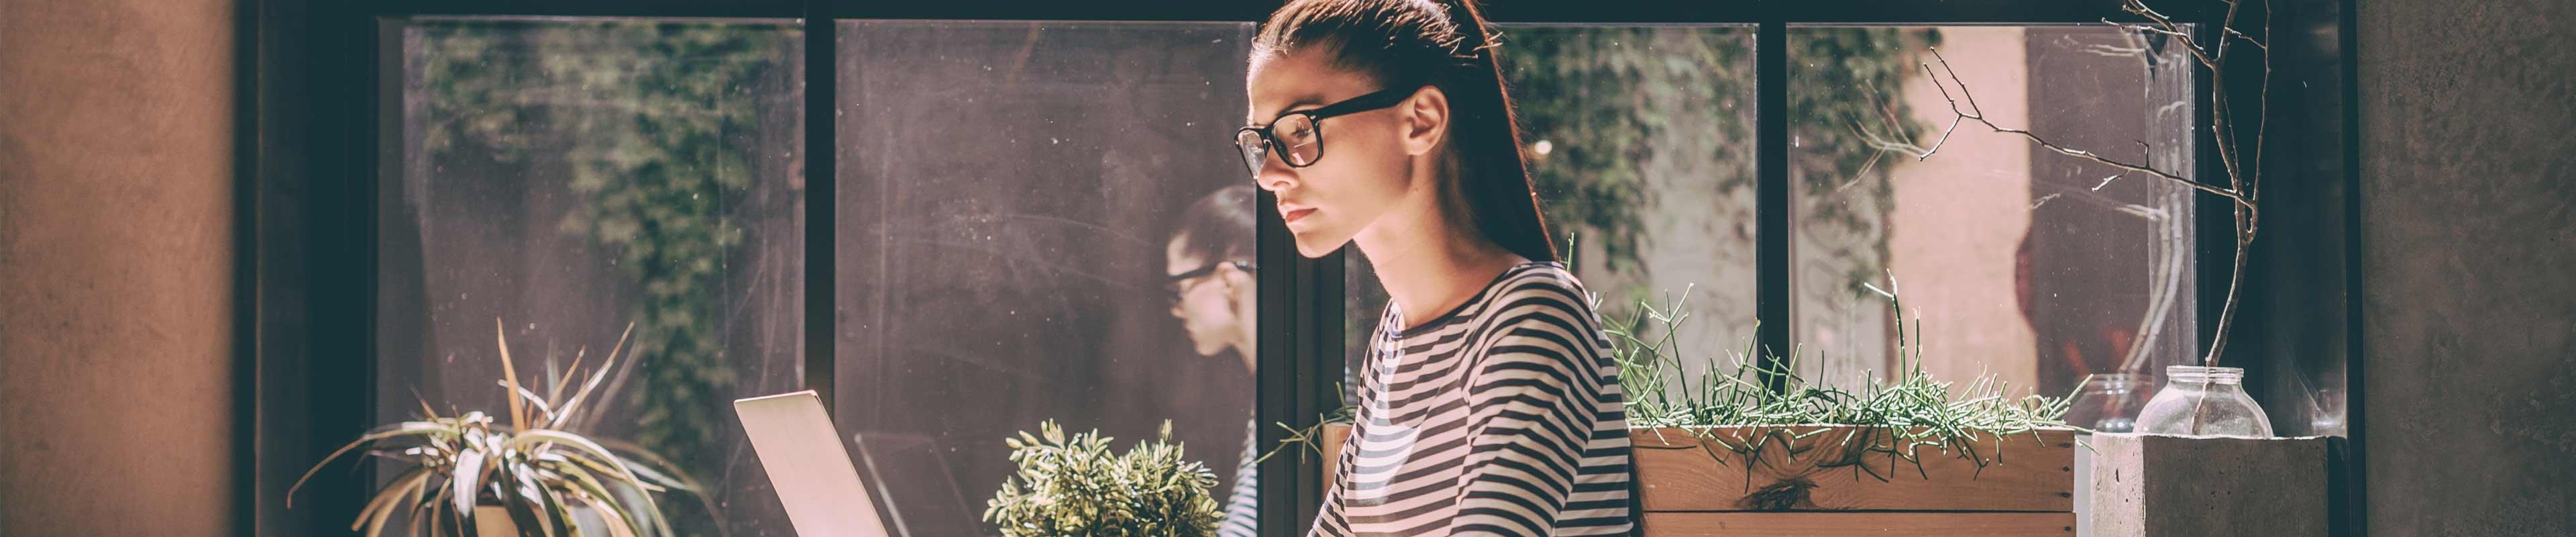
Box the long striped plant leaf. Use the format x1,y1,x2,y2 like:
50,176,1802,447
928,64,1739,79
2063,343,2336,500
290,421,455,507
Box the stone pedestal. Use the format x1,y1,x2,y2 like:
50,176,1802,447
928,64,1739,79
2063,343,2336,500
2086,434,2329,536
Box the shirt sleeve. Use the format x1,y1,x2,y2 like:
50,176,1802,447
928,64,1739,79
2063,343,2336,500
1446,284,1603,536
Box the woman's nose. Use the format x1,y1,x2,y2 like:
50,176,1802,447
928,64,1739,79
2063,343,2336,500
1255,163,1297,192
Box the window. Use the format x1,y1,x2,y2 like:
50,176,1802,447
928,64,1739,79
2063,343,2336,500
311,4,2255,536
1342,24,2200,429
376,17,806,536
1788,25,2199,411
833,21,1258,535
1343,24,1761,408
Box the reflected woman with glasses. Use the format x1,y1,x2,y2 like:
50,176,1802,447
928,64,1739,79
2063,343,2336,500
1240,0,1633,535
1163,184,1261,537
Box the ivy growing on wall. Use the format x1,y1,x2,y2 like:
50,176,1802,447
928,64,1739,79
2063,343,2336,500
1788,28,1941,299
1346,26,1933,393
416,19,794,534
1505,26,1932,279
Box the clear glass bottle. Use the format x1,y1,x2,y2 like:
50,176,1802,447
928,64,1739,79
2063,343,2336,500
2065,373,2148,433
2135,365,2273,438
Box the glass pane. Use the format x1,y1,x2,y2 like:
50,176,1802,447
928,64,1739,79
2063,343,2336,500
836,21,1258,536
377,17,804,536
1342,25,1759,409
1789,25,2197,420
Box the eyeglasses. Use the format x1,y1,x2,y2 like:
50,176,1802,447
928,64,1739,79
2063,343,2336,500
1232,87,1416,179
1164,260,1256,299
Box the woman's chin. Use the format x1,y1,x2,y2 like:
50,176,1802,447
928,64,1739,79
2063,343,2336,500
1293,238,1343,258
1291,230,1350,258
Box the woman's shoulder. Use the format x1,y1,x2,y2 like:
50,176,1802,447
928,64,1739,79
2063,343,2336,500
1487,261,1591,304
1473,262,1598,324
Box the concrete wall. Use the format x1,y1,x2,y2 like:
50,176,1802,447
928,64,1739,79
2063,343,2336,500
0,0,238,534
2358,0,2576,533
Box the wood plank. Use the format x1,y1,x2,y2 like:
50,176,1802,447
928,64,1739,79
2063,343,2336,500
1642,511,2074,536
1633,426,2074,512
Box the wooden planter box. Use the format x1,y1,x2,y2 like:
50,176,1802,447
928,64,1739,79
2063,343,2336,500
1320,424,2077,536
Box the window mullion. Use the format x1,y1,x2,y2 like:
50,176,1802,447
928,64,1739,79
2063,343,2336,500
1756,20,1792,393
801,3,839,413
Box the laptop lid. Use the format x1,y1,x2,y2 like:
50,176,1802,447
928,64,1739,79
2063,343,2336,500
734,391,893,537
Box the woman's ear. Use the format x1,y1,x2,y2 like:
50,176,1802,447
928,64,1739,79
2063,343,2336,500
1400,85,1450,157
1220,262,1254,290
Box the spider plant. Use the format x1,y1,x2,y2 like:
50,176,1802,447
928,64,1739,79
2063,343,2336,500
1609,276,2081,481
290,321,701,537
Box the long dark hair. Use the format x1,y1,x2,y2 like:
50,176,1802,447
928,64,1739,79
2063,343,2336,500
1252,0,1558,263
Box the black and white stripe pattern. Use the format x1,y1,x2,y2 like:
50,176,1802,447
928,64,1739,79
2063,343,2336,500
1220,418,1259,537
1310,262,1633,536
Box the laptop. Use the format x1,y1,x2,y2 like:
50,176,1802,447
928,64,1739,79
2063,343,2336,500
734,391,895,537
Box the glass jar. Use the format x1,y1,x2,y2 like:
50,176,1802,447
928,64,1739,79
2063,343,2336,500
2065,373,2149,433
2135,365,2273,438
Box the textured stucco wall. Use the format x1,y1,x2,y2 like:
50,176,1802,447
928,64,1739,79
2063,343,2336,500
0,0,238,534
2358,0,2576,534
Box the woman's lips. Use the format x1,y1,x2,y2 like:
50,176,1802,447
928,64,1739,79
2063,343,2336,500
1281,205,1318,225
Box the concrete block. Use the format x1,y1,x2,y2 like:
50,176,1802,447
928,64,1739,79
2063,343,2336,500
2086,434,2329,536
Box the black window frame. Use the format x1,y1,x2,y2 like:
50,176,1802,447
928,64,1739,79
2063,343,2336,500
241,1,2364,536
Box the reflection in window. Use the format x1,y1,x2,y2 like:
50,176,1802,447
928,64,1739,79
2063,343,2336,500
835,21,1258,536
378,18,805,536
1790,26,2197,421
1342,25,1758,409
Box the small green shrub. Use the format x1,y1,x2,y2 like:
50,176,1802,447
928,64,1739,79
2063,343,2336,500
983,421,1224,537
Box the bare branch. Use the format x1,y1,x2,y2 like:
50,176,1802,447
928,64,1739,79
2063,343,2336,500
2251,0,2275,201
1851,121,1930,156
1913,3,2279,368
2226,27,2271,51
1911,50,2251,209
2120,1,2219,68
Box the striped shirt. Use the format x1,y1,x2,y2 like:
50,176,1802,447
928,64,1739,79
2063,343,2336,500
1310,262,1634,536
1220,418,1259,537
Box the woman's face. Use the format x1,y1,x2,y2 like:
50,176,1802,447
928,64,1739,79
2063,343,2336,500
1166,239,1248,360
1245,48,1426,258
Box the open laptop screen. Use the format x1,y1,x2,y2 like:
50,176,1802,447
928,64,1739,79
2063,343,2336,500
734,391,894,537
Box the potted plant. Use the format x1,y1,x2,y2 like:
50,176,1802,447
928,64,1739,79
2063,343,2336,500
983,420,1226,537
291,322,703,537
1285,283,2085,536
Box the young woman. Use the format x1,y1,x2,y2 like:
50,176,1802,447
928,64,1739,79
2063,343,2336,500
1162,184,1263,537
1235,0,1634,535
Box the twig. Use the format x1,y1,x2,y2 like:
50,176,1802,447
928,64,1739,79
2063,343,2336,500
1912,49,2252,210
2226,28,2271,51
1911,3,2276,370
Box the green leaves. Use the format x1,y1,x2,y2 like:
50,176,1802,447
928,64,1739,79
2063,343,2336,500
290,323,696,537
984,420,1224,537
1607,277,2080,480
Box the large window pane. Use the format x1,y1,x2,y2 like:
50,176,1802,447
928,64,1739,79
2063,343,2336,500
378,17,805,536
1340,25,1758,409
835,21,1258,536
1790,26,2197,423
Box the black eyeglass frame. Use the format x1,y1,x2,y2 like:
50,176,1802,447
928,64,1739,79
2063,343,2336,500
1165,260,1258,298
1232,86,1419,177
